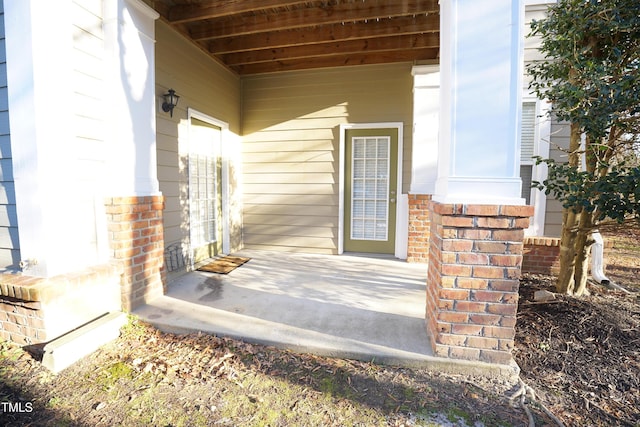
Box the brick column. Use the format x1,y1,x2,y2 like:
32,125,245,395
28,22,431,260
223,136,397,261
105,196,166,311
408,194,432,263
426,202,534,364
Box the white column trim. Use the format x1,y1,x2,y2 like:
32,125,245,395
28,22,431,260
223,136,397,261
434,0,526,206
410,64,440,195
5,0,75,277
525,97,551,236
103,0,161,197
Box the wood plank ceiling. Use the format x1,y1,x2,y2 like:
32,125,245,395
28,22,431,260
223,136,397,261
148,0,440,75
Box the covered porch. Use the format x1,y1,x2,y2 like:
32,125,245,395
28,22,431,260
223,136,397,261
134,250,518,376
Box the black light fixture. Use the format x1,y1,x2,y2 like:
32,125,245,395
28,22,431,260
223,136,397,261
162,88,180,117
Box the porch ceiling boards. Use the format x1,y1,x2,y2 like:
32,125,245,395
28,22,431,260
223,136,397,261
150,0,440,75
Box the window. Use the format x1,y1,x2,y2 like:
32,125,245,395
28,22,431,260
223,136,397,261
520,102,537,205
350,136,390,241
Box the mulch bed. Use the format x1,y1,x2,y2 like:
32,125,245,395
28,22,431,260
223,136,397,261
514,275,640,426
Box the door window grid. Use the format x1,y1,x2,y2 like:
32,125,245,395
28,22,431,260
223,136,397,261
189,153,217,246
351,137,390,240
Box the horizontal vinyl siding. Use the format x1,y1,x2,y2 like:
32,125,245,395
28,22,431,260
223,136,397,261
0,3,20,270
523,5,549,87
70,0,106,265
242,63,413,253
155,21,242,266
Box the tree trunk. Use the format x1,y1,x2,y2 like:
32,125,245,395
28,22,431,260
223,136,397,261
572,210,594,296
556,208,579,294
555,122,583,294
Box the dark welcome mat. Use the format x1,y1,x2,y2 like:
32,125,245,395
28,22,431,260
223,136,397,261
197,256,251,274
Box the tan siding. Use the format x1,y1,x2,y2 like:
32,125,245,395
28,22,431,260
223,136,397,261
242,63,413,253
155,22,242,268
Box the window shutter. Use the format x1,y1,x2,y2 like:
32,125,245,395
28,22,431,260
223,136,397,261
521,102,536,163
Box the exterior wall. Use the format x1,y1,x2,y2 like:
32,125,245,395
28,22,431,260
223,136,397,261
241,63,413,254
155,21,243,277
0,3,20,271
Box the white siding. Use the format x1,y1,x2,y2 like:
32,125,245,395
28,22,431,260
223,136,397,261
0,2,20,270
69,0,106,265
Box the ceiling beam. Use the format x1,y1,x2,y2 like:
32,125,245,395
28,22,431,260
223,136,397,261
168,0,311,24
189,0,439,40
233,47,439,75
222,33,439,66
207,14,439,54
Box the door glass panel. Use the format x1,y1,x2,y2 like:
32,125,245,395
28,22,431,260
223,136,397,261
350,136,390,241
189,119,220,248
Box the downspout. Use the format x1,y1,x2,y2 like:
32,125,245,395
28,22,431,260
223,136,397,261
591,232,631,293
591,232,610,285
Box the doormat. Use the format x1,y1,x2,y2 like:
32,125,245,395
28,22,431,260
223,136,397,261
197,256,251,274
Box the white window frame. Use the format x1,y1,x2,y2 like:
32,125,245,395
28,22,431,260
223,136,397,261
522,96,551,236
187,109,231,258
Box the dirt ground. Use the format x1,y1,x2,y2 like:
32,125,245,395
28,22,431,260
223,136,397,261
0,229,638,426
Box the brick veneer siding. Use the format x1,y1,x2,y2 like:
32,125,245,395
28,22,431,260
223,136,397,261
522,237,561,275
408,194,432,263
426,202,534,365
105,196,166,311
0,264,121,345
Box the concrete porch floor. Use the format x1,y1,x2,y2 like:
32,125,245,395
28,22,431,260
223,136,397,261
134,250,518,376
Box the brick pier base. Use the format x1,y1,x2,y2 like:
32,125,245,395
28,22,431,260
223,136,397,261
105,196,166,311
408,194,432,263
427,202,534,364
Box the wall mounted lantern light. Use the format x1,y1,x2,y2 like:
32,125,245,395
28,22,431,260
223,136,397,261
162,88,180,117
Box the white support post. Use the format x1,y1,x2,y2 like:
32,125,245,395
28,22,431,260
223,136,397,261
103,0,161,197
411,65,440,195
434,0,526,205
5,0,75,277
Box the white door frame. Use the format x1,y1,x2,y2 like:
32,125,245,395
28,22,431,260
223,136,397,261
187,108,231,256
339,122,405,257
